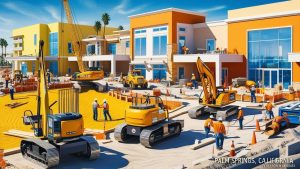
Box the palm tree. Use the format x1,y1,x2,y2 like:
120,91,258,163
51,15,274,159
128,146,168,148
0,38,4,64
118,25,124,30
101,13,111,37
3,39,8,58
94,21,102,35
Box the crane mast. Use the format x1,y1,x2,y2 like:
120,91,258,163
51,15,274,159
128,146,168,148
62,0,85,73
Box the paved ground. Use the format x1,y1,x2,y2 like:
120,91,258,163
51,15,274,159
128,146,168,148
5,99,290,169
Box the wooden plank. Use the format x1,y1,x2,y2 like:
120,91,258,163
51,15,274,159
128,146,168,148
4,129,34,138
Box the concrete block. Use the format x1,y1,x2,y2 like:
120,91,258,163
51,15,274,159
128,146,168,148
190,137,215,150
229,148,280,169
286,140,300,156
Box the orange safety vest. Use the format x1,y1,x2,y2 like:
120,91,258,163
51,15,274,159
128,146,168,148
237,110,244,120
213,121,226,134
103,103,109,110
265,103,273,111
204,118,214,128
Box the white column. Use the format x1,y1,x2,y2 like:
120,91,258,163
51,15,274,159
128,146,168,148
111,57,116,76
95,43,98,55
88,61,93,68
215,61,222,86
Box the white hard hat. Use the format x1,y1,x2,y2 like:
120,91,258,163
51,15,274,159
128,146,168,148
192,73,194,75
94,98,97,101
218,117,223,121
238,107,242,110
209,115,214,119
267,100,270,103
103,99,107,103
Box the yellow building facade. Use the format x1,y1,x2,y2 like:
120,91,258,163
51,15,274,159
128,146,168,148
12,22,117,76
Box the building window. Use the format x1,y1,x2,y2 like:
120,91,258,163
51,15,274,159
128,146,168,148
153,26,167,32
179,27,186,32
34,34,37,46
178,36,186,54
153,35,167,55
134,37,146,56
134,65,146,77
49,32,58,56
152,64,166,80
125,41,130,48
108,43,116,55
178,67,184,79
135,29,146,34
248,27,291,89
68,42,72,54
206,39,215,52
87,45,95,55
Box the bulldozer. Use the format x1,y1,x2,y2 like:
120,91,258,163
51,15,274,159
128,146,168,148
188,57,239,120
123,69,148,89
114,94,183,147
20,40,99,168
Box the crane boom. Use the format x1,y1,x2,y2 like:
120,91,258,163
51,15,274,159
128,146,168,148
62,0,85,72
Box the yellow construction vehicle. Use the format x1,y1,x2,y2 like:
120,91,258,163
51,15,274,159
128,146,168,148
62,0,104,81
232,77,256,88
188,57,238,120
114,95,183,147
20,41,99,168
123,69,148,89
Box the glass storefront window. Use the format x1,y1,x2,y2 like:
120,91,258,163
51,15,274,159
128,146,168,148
247,27,291,89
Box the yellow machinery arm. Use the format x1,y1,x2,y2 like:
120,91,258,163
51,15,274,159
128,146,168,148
62,0,85,73
37,40,51,137
195,57,217,104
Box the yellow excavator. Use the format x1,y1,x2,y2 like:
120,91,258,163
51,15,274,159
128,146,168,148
114,95,184,148
62,0,104,82
188,57,238,120
20,40,99,168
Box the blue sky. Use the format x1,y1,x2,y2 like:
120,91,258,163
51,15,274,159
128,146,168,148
0,0,287,53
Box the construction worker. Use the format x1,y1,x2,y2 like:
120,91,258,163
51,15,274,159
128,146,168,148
204,115,214,138
92,98,100,121
213,117,226,150
46,69,51,83
5,74,10,88
250,85,256,103
191,73,197,89
237,107,244,130
9,84,14,100
100,99,112,121
265,100,275,119
144,93,150,104
105,82,109,92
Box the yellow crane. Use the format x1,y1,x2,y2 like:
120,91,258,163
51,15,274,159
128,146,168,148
20,40,100,168
62,0,104,81
188,57,238,120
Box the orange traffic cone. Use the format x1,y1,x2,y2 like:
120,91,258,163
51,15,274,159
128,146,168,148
251,131,257,145
229,140,236,157
255,119,261,132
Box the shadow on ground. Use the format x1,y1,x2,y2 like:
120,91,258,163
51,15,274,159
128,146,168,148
57,146,129,169
151,130,206,150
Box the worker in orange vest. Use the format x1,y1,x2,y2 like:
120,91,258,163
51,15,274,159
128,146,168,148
100,99,112,121
265,100,275,119
213,117,226,150
237,107,244,130
5,74,10,88
204,115,214,138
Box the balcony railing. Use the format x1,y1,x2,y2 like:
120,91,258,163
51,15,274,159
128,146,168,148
13,46,23,51
13,39,23,43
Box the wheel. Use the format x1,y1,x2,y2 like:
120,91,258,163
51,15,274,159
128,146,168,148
143,83,148,89
175,124,181,136
130,82,134,89
21,143,27,156
120,126,129,142
85,144,92,158
148,133,155,146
